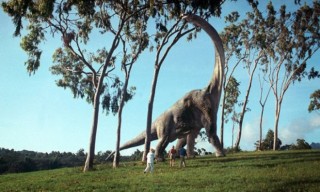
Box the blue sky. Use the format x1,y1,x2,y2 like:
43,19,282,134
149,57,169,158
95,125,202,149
0,1,319,156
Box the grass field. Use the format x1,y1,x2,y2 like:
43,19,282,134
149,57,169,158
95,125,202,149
0,150,319,192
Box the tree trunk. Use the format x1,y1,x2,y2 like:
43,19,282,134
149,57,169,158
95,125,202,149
258,90,271,150
273,100,282,150
234,118,242,150
113,77,129,168
113,98,124,168
83,29,121,172
232,123,234,148
234,62,258,149
220,61,241,150
83,92,100,172
258,81,271,151
220,96,226,148
258,107,264,150
142,66,160,162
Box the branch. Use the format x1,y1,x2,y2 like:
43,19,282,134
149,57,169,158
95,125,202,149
156,19,195,68
224,55,245,90
64,67,92,76
97,11,126,89
284,46,320,91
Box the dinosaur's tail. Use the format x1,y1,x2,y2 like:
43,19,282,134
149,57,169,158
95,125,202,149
105,128,158,161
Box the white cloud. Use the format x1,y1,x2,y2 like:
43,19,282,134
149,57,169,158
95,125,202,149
310,115,320,127
241,119,260,150
230,115,320,150
280,115,320,145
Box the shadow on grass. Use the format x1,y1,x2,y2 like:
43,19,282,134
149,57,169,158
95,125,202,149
188,150,320,169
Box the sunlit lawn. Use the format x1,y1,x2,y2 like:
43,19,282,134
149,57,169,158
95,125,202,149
0,150,319,192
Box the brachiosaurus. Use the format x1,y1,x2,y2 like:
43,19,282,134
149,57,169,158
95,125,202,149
108,14,225,160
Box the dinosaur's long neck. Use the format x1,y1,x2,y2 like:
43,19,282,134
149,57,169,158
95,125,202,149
183,14,225,105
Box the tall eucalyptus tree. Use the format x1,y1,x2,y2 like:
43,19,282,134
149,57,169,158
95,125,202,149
221,1,319,150
2,0,149,171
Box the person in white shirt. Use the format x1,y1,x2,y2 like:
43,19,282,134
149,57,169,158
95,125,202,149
144,148,155,173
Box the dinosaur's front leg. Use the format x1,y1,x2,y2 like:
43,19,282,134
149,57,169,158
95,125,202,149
155,136,170,161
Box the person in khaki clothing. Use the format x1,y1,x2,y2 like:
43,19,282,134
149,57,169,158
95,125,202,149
168,146,177,167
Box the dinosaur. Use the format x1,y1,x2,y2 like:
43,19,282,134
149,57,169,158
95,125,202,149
108,13,225,160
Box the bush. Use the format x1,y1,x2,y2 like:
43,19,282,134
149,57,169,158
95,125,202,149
290,139,312,150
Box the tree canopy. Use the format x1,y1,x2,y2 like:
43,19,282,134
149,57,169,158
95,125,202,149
2,0,318,170
2,0,227,170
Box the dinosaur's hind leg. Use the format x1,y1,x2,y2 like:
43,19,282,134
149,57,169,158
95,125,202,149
186,129,199,158
209,134,225,157
176,128,200,158
175,138,186,151
206,125,225,157
205,115,225,157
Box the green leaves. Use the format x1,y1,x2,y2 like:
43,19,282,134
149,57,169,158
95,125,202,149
63,0,95,16
20,23,44,75
101,79,136,116
51,47,91,101
256,129,282,150
2,0,55,36
223,76,240,121
3,0,224,117
2,0,55,74
2,0,32,36
224,0,319,84
34,0,54,18
308,89,320,113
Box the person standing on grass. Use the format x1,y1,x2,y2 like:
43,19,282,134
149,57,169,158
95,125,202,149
179,147,187,168
144,148,155,173
168,146,177,167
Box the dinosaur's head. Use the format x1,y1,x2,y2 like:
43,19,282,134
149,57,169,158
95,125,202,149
181,13,202,28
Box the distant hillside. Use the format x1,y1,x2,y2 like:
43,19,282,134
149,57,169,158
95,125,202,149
0,147,141,174
311,142,320,149
0,148,86,174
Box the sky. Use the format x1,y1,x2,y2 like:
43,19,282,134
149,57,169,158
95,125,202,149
0,1,319,156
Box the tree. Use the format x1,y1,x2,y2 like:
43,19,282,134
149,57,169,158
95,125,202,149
291,139,311,150
223,1,319,151
222,1,268,150
262,2,320,150
129,149,143,161
141,0,225,162
112,15,148,167
231,110,241,151
76,149,85,157
220,11,244,149
220,75,240,148
141,11,194,162
255,129,282,150
2,0,149,171
257,73,272,150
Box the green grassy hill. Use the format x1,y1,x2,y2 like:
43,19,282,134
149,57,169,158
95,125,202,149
1,150,319,192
